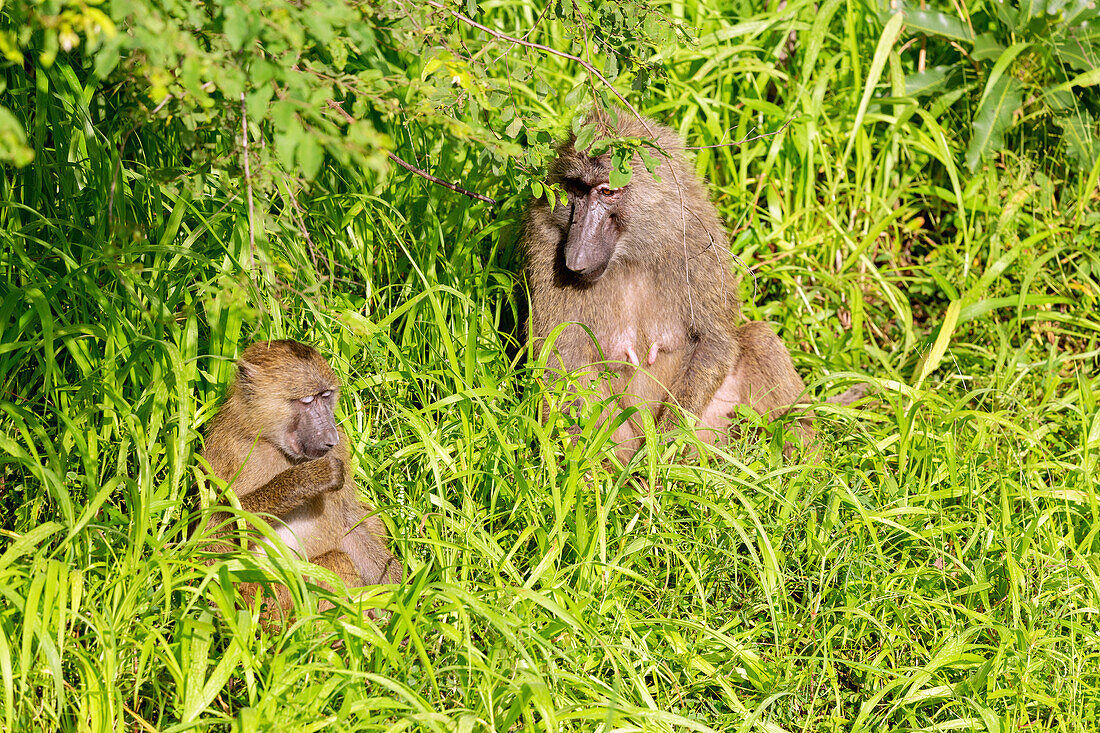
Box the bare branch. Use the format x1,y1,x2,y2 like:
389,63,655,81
386,151,500,205
489,1,554,64
240,92,257,269
325,98,498,205
424,0,647,127
682,118,795,150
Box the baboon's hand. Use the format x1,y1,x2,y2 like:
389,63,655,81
290,454,343,501
237,453,344,517
322,452,345,492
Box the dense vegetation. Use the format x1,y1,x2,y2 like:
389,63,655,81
2,0,1099,730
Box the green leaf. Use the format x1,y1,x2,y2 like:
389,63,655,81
271,99,297,128
214,65,245,98
1045,88,1074,111
1044,66,1100,97
92,33,122,78
966,75,1023,171
0,522,62,573
977,42,1030,110
1063,0,1098,22
992,0,1018,27
274,130,300,170
639,147,662,175
883,1,973,41
1056,112,1100,171
904,67,949,97
602,52,618,80
801,0,843,83
245,84,273,120
223,6,251,52
564,83,586,107
1018,0,1041,20
843,12,903,165
1056,28,1100,72
574,123,596,153
609,150,633,188
914,299,959,388
971,33,1004,61
297,134,324,180
589,138,612,155
0,106,33,167
328,38,348,71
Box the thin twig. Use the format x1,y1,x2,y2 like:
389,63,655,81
325,98,498,204
386,151,500,205
424,0,646,125
240,92,257,270
489,1,554,64
282,181,323,274
683,118,795,150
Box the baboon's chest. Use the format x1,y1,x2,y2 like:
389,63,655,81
586,274,686,375
275,494,333,558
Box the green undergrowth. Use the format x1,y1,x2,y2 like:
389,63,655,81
2,0,1100,731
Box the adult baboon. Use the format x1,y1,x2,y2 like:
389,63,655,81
199,340,400,613
524,108,809,457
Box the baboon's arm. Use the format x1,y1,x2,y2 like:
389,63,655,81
671,328,737,418
236,455,344,519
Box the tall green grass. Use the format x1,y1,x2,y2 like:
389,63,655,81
2,0,1099,730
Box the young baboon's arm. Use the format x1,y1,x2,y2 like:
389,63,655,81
236,454,344,519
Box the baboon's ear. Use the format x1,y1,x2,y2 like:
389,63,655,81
236,359,258,393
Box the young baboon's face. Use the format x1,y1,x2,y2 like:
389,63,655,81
235,340,341,461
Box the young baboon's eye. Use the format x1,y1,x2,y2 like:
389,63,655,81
320,390,332,399
299,395,315,405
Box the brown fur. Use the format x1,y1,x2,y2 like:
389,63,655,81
524,110,809,458
199,340,401,615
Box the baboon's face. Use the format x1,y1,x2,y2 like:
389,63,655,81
236,340,342,461
545,139,631,284
283,387,340,459
557,175,627,282
536,111,686,285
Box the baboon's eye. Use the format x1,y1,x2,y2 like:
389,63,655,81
597,185,615,197
320,390,332,399
299,395,315,405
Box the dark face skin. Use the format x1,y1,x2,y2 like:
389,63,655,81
284,388,340,460
560,178,627,282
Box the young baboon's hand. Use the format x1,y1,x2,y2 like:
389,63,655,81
292,454,343,500
323,452,345,492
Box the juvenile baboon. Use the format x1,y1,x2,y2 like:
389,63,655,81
199,340,400,613
524,109,810,457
